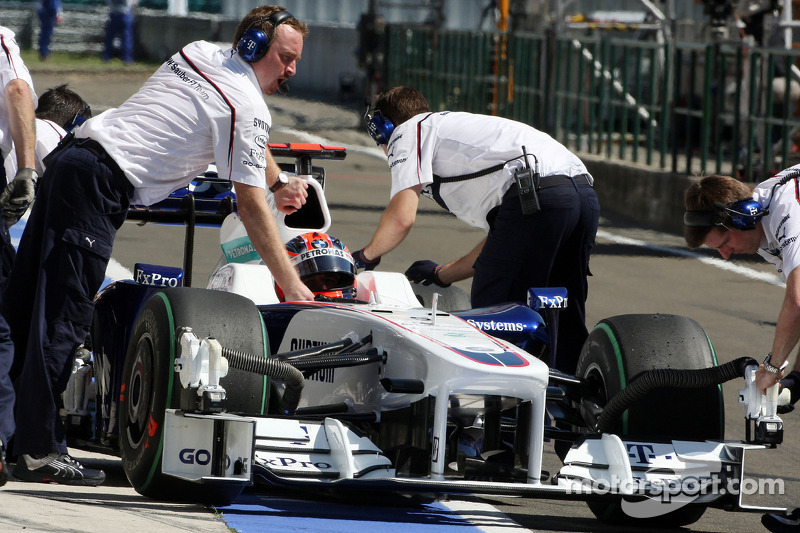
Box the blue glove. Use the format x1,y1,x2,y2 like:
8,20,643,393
352,248,381,271
404,260,451,287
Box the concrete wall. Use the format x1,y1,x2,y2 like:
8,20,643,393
134,15,364,98
583,154,694,235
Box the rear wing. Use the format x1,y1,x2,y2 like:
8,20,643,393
126,143,346,226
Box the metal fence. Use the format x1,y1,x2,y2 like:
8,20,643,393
383,25,800,181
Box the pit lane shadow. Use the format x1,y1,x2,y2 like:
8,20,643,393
595,214,768,264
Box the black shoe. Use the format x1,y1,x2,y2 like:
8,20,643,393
0,443,6,487
763,508,800,532
13,453,106,486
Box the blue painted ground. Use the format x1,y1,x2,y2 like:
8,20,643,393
218,491,483,533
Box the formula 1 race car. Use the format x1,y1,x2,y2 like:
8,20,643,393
67,143,786,527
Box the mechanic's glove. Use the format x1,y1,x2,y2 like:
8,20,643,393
778,370,800,414
353,248,381,271
0,167,38,225
404,260,451,288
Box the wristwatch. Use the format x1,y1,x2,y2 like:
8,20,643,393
764,354,789,374
269,172,289,193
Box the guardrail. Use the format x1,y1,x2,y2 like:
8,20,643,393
383,25,800,182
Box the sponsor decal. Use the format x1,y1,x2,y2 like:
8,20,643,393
307,368,335,384
241,159,265,169
261,456,332,469
253,117,270,133
537,294,568,309
290,338,325,351
291,247,352,265
179,448,211,465
466,319,525,332
135,270,181,287
222,236,260,263
165,58,209,100
389,157,407,169
254,134,268,148
249,148,266,162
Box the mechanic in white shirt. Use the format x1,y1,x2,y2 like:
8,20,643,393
0,24,37,489
354,86,600,373
683,168,800,531
3,83,91,209
4,6,314,487
684,170,800,401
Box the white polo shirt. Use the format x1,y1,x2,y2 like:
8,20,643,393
78,40,270,206
386,111,590,231
3,118,65,178
755,163,800,280
0,26,37,165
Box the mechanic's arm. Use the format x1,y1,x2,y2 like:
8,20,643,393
757,265,800,391
6,79,36,170
435,237,487,284
360,185,422,261
234,181,314,302
265,150,307,215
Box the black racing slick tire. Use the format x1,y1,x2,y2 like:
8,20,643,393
575,314,723,528
119,287,267,504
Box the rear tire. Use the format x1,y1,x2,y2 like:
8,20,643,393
575,314,723,527
119,287,266,504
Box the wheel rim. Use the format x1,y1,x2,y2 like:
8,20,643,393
126,333,155,451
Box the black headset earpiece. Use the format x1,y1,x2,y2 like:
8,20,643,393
683,198,766,230
237,10,294,63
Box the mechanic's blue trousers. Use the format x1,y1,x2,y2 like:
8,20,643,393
103,13,134,63
471,176,600,375
0,164,15,450
37,9,57,59
4,140,132,456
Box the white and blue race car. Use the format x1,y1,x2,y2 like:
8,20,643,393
66,143,786,528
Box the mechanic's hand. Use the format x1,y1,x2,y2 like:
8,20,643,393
353,248,381,271
756,364,782,395
274,176,308,215
280,281,315,302
404,260,451,287
0,167,38,226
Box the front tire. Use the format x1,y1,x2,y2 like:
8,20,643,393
575,314,723,527
119,287,266,504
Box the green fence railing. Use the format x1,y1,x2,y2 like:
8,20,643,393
383,24,800,182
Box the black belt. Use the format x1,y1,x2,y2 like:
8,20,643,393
538,173,593,189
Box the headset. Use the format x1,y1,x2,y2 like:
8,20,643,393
683,198,766,231
683,169,800,231
362,105,394,145
236,10,294,63
64,101,92,133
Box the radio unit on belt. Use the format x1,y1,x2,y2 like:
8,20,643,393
515,145,541,215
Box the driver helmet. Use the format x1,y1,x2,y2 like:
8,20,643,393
276,232,357,301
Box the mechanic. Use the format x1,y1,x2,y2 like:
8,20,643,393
3,83,91,204
3,5,315,487
0,25,37,488
354,86,600,373
683,171,800,532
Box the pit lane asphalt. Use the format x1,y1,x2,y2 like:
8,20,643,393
0,67,794,533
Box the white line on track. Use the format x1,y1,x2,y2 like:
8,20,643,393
596,229,785,287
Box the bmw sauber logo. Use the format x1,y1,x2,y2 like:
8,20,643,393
310,238,329,248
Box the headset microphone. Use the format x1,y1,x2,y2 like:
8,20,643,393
277,80,289,95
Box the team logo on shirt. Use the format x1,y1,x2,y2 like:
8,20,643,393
253,117,270,133
255,134,268,148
